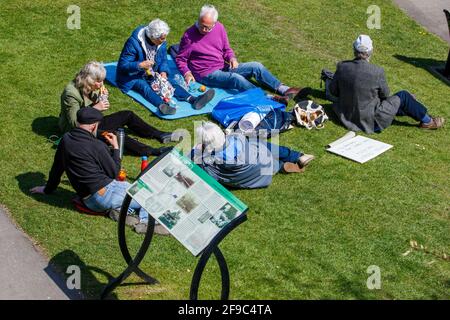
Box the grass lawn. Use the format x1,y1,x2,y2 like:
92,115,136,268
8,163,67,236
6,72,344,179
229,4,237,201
0,0,449,299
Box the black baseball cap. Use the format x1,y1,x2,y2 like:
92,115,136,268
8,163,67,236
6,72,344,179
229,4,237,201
77,107,103,125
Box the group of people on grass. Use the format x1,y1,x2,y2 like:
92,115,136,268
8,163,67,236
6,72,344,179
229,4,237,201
31,4,444,234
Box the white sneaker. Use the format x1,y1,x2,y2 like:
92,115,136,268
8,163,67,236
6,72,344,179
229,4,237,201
298,154,315,168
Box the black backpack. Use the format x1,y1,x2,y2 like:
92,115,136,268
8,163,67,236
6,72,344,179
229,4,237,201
321,69,338,103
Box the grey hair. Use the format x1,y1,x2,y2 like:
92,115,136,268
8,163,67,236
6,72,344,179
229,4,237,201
145,19,170,40
195,121,225,153
354,49,372,61
75,61,106,95
199,4,219,22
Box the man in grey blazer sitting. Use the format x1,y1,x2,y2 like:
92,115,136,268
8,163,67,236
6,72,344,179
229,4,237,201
329,35,444,134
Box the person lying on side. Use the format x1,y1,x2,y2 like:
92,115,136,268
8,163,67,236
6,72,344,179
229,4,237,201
329,35,444,133
191,122,315,189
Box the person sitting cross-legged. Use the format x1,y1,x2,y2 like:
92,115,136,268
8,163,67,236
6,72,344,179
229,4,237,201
116,19,215,115
329,35,445,133
176,4,311,104
31,108,168,235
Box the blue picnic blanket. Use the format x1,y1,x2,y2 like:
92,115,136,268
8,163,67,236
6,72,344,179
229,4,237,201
104,56,236,120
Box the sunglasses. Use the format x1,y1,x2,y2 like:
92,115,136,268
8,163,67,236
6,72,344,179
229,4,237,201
198,23,215,32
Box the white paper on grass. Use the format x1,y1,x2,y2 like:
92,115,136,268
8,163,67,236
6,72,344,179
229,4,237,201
327,131,393,163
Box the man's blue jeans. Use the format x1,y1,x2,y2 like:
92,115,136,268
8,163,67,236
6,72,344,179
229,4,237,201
201,62,282,92
266,142,302,172
395,90,428,122
132,79,191,107
84,180,149,223
375,90,430,132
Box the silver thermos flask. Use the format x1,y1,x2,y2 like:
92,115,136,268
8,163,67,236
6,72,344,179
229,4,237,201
117,128,125,159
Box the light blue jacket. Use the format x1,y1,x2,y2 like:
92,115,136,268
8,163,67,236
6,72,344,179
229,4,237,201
192,135,279,189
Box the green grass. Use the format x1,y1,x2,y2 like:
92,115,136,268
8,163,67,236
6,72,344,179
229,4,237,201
0,0,449,299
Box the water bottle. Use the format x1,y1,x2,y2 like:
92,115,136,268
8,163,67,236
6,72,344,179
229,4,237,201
141,156,149,172
168,99,177,109
173,74,188,91
99,85,109,103
117,128,125,159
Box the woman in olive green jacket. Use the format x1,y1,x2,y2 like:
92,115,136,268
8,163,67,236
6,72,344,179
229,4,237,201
59,61,177,156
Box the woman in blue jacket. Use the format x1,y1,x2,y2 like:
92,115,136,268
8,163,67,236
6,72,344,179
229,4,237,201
117,19,215,115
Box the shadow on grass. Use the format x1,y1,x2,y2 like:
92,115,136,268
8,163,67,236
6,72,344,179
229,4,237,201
321,103,343,127
391,118,419,128
48,249,118,300
321,103,420,131
307,88,328,101
16,172,75,210
32,116,60,138
394,54,450,86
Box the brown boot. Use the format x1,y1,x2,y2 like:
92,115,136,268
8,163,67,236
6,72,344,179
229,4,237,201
284,87,312,101
270,95,289,106
419,116,445,130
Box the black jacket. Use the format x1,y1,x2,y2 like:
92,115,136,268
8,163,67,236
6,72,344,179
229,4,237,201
44,128,121,198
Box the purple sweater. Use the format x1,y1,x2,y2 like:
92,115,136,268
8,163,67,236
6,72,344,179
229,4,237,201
176,22,235,80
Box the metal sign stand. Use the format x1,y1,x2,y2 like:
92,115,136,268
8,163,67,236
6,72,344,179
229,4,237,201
443,9,450,78
100,154,247,300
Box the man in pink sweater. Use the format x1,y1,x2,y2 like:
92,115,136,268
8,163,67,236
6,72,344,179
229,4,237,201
176,4,310,103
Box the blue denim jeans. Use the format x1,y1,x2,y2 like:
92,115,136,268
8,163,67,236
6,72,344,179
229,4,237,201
83,180,149,223
266,143,302,172
201,62,282,92
395,90,429,121
132,79,191,107
374,90,430,132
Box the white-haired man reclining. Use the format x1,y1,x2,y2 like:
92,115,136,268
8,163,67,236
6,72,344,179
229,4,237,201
191,122,314,189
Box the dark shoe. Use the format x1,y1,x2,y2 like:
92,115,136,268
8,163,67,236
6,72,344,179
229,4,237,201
158,103,176,115
191,89,215,110
281,162,305,174
148,146,173,156
293,87,312,102
108,210,140,227
419,116,445,130
134,222,171,236
270,95,289,106
283,87,301,99
158,132,174,144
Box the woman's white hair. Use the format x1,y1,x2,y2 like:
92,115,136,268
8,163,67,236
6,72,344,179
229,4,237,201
75,61,106,95
145,19,170,40
199,4,219,22
196,121,225,153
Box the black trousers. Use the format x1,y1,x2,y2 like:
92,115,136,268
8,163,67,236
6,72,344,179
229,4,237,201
98,110,166,156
